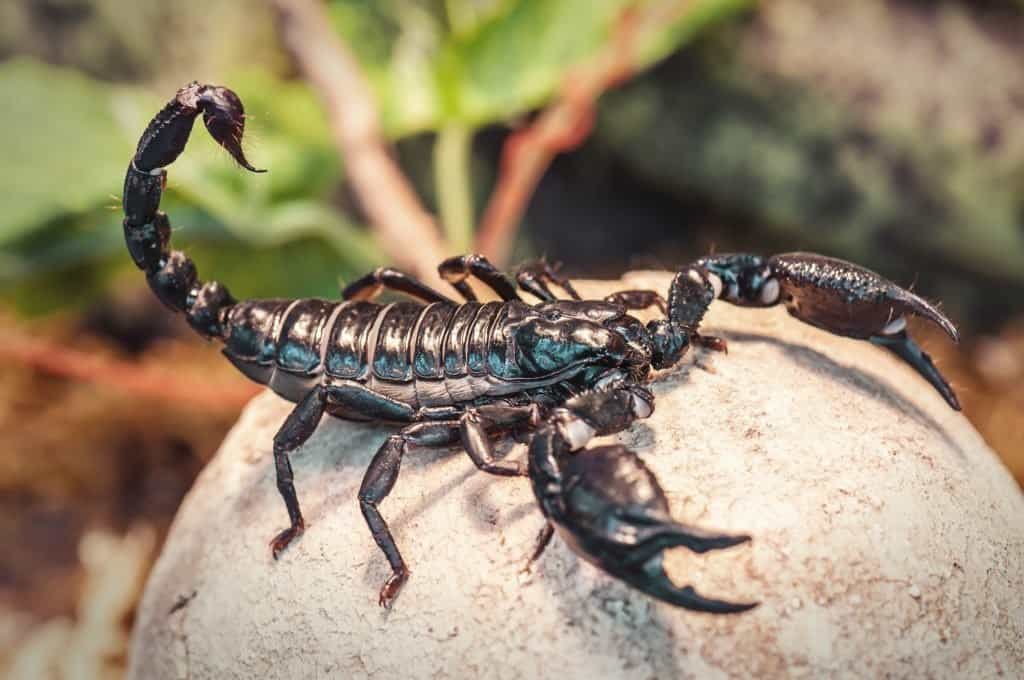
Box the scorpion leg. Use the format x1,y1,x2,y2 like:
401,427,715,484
604,289,668,315
342,266,454,304
438,254,521,302
516,258,581,301
360,404,541,606
521,522,555,573
359,420,463,607
459,404,541,477
528,385,756,613
694,252,961,410
270,386,327,559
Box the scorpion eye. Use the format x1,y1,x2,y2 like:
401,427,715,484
544,310,561,322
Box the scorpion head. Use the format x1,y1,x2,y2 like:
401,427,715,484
507,301,652,380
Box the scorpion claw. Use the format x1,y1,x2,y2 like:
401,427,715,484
531,436,754,613
693,252,962,409
642,579,759,614
870,330,961,411
767,253,961,409
763,253,960,343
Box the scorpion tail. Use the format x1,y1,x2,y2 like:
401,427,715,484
122,83,264,339
130,82,264,174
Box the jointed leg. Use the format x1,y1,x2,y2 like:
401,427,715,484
516,258,581,301
604,289,667,315
359,420,460,607
459,403,540,477
270,386,327,558
359,407,535,607
342,266,454,304
438,254,520,302
521,522,554,573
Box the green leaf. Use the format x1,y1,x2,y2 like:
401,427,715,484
0,60,382,311
0,58,137,246
328,0,752,137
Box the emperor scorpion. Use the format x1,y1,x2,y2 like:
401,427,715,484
121,83,960,613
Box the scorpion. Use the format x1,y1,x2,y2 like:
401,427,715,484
121,83,961,614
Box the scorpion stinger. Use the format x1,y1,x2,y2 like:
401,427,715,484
527,386,757,613
122,82,265,340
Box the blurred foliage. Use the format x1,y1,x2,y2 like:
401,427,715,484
595,0,1024,327
0,0,748,315
328,0,750,136
0,0,285,84
2,1,1024,653
0,60,378,314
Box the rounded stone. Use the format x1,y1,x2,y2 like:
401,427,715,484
129,273,1024,679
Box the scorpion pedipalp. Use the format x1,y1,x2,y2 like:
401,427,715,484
528,386,757,613
693,252,962,410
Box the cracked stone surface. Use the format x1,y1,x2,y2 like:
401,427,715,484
128,273,1024,679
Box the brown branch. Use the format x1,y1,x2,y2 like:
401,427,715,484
0,334,259,412
272,0,450,287
475,1,696,266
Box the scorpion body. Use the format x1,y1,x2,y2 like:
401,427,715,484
121,83,962,613
221,297,637,412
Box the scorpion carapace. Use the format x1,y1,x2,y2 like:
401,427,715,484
122,83,961,614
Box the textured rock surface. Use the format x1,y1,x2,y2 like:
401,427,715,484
129,273,1023,679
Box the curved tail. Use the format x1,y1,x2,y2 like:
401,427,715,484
121,82,264,338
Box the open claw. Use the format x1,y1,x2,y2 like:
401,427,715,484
639,571,759,614
529,421,755,613
765,253,959,343
617,517,751,565
608,520,756,612
766,254,961,409
692,252,962,409
871,330,961,410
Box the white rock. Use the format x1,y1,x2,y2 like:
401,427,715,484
129,273,1024,679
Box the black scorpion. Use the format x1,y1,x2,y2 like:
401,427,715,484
121,83,961,613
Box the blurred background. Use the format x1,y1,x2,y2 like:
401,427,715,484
1,0,1022,676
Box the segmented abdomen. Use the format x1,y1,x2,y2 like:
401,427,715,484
221,298,516,409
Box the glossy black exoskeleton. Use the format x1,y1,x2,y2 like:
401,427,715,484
121,83,961,613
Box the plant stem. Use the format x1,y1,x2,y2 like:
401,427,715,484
434,124,475,253
273,0,450,285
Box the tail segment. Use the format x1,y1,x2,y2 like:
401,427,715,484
122,83,264,339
